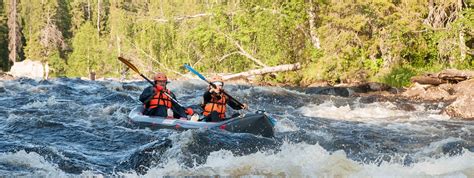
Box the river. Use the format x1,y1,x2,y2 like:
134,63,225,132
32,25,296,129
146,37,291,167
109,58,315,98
0,78,473,177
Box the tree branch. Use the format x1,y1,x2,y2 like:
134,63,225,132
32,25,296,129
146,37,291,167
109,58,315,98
218,51,239,62
219,31,268,67
222,63,301,80
152,13,212,23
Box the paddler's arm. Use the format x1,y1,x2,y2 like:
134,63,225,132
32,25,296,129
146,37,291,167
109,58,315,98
201,91,213,108
139,86,155,103
168,92,188,118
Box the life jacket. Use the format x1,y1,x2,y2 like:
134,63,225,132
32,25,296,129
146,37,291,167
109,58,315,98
146,90,172,109
203,93,227,119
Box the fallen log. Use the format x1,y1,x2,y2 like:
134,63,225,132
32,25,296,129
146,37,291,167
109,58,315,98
411,76,446,85
222,63,301,81
438,69,474,82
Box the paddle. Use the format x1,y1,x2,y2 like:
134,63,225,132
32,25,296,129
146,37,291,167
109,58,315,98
118,57,188,116
183,64,246,109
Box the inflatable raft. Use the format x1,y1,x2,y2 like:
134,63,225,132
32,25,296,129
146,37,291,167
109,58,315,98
128,106,276,137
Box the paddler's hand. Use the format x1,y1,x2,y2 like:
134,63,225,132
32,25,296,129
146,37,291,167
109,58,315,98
242,103,248,110
185,108,194,115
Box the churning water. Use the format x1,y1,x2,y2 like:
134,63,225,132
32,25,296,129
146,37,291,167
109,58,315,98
0,78,473,177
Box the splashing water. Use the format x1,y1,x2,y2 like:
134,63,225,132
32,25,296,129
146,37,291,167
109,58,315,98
0,78,472,177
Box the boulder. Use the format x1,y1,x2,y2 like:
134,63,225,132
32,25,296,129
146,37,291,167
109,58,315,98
423,87,451,101
8,60,48,79
443,95,474,120
453,79,474,97
0,72,15,80
402,83,453,101
367,82,391,91
402,83,428,99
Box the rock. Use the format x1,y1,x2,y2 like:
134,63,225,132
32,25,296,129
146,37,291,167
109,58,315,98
305,87,354,97
402,82,452,101
443,95,474,120
0,72,15,80
8,60,49,79
367,82,391,91
402,83,427,99
453,79,474,97
438,83,455,95
423,87,451,101
398,103,416,111
122,84,142,91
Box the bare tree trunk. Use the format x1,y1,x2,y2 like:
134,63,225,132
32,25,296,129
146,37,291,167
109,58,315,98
307,0,321,49
424,0,435,26
44,62,49,79
87,0,91,20
458,0,466,62
222,63,301,80
460,30,466,62
97,0,101,34
8,0,22,63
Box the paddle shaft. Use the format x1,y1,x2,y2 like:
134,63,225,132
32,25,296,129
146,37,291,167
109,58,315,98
184,64,245,109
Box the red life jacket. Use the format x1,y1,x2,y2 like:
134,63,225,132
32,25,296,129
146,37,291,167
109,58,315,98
203,93,227,119
146,90,172,109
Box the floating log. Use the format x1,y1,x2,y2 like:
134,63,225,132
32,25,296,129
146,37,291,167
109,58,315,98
222,63,301,81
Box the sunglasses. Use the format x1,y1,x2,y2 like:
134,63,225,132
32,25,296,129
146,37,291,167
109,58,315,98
155,80,169,84
212,81,223,86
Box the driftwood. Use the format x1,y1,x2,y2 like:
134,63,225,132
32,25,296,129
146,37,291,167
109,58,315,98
411,69,474,85
438,69,474,82
222,63,301,80
411,76,446,85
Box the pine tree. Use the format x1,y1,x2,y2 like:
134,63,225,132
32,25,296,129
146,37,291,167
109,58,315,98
0,0,10,70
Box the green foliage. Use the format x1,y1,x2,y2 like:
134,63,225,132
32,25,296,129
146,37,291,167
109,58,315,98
67,22,101,76
0,0,9,70
0,0,471,83
380,65,417,87
48,51,67,77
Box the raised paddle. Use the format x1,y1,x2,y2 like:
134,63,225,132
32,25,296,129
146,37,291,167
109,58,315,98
183,64,246,109
118,57,189,117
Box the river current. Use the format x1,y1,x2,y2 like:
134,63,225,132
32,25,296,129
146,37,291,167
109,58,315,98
0,78,473,177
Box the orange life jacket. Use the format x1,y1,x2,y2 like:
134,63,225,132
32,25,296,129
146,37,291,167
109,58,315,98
203,93,227,119
146,90,172,109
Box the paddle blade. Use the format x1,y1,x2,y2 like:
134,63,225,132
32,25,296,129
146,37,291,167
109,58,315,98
118,57,140,74
184,64,208,82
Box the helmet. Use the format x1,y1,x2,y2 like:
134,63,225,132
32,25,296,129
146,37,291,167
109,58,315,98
154,72,167,82
209,75,224,86
209,75,223,82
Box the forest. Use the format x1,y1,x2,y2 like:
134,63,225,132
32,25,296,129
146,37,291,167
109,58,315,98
0,0,472,87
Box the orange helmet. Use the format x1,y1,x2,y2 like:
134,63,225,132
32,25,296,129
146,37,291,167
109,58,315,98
209,75,223,82
154,72,167,82
209,75,224,86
